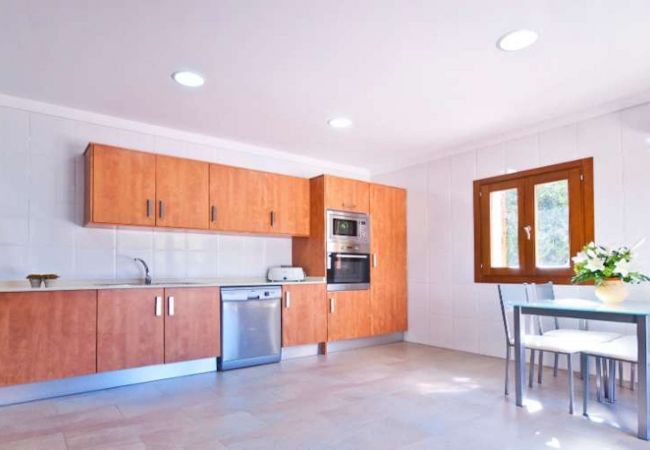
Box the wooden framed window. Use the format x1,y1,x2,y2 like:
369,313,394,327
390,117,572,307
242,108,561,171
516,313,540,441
473,158,594,284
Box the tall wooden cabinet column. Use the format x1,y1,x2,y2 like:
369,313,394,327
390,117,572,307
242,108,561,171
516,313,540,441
369,184,407,335
293,175,408,342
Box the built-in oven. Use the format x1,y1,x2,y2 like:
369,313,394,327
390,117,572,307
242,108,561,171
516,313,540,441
327,252,370,291
326,210,371,291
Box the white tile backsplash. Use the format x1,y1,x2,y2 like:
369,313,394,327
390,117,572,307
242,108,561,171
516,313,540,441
375,102,650,359
0,102,361,281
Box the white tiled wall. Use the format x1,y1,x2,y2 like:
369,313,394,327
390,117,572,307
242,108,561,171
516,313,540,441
375,102,650,359
0,103,365,281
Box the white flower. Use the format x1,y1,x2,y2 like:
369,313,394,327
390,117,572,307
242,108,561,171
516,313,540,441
614,260,631,277
572,251,588,264
586,257,605,272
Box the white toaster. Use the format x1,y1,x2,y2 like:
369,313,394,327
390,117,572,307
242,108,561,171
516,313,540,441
267,266,306,282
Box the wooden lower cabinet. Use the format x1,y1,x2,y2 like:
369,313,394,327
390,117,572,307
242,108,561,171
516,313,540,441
164,287,221,363
98,287,220,372
281,284,327,346
327,290,371,341
98,288,165,372
0,290,97,386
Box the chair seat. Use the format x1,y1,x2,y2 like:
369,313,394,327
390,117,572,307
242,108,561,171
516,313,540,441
509,335,586,354
543,329,620,343
581,335,637,362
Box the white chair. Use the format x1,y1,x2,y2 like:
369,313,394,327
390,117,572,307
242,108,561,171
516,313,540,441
499,284,589,414
581,335,637,415
531,282,621,384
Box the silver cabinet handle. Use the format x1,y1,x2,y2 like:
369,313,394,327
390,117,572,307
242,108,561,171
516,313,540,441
211,205,217,223
372,253,378,268
155,296,162,317
168,296,175,316
146,199,152,218
334,254,368,259
159,200,165,219
329,297,335,313
270,210,276,227
285,291,291,309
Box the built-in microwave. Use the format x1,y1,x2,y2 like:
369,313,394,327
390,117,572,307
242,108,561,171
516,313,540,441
326,210,370,253
326,210,370,291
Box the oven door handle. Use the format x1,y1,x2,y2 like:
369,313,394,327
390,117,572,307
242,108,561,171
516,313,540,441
333,254,369,259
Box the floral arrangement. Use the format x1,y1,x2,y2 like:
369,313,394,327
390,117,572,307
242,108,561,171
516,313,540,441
571,241,650,285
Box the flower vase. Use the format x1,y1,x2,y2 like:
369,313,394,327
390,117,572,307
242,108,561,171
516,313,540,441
595,279,629,304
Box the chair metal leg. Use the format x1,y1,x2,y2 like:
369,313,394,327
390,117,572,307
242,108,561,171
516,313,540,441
568,353,575,414
582,353,590,416
505,345,511,396
619,360,624,388
538,350,544,384
602,358,610,401
553,353,559,377
610,359,617,403
596,357,602,402
529,349,535,389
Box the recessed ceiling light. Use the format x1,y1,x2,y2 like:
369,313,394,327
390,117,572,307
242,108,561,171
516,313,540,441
171,71,205,87
497,29,539,52
328,117,353,129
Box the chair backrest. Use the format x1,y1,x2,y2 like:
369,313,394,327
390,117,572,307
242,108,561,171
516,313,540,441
532,282,559,332
497,284,529,346
532,281,589,331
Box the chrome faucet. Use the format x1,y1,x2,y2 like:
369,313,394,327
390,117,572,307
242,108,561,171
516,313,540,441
134,258,152,285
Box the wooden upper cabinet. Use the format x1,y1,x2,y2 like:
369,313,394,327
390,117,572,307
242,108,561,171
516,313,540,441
370,184,407,335
86,144,156,226
156,156,210,230
327,290,371,342
209,164,270,233
324,175,370,213
0,290,97,386
164,287,221,364
268,173,310,236
97,288,165,372
282,284,327,346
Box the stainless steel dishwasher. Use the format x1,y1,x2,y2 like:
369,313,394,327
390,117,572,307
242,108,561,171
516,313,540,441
218,286,282,371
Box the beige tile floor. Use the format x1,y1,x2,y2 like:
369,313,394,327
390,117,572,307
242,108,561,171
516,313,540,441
0,342,647,449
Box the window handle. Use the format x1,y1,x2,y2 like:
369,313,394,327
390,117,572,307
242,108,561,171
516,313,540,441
523,225,532,240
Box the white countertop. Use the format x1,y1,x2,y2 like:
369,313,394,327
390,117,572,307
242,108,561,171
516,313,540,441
0,277,325,293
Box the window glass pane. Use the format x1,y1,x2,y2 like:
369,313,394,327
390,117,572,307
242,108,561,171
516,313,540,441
535,179,569,268
489,188,519,268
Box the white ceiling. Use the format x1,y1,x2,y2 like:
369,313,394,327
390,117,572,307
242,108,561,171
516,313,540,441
2,0,650,173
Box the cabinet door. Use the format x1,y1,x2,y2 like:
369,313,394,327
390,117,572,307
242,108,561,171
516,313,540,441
269,173,310,236
156,155,210,230
209,164,270,233
0,290,97,386
164,288,220,363
97,289,165,372
282,284,327,346
324,175,370,213
87,144,156,226
370,184,407,335
327,290,371,341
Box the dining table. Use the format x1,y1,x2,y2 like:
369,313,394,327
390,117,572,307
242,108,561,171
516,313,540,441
510,297,650,440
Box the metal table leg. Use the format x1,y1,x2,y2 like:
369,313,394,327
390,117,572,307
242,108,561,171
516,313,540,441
637,315,649,440
514,306,525,407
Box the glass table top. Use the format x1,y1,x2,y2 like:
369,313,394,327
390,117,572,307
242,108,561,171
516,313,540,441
508,298,650,316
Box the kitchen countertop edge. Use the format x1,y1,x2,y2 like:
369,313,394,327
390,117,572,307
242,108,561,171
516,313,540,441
0,277,326,293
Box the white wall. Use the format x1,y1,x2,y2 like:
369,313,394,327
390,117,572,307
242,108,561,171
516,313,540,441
0,97,368,281
374,102,650,359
